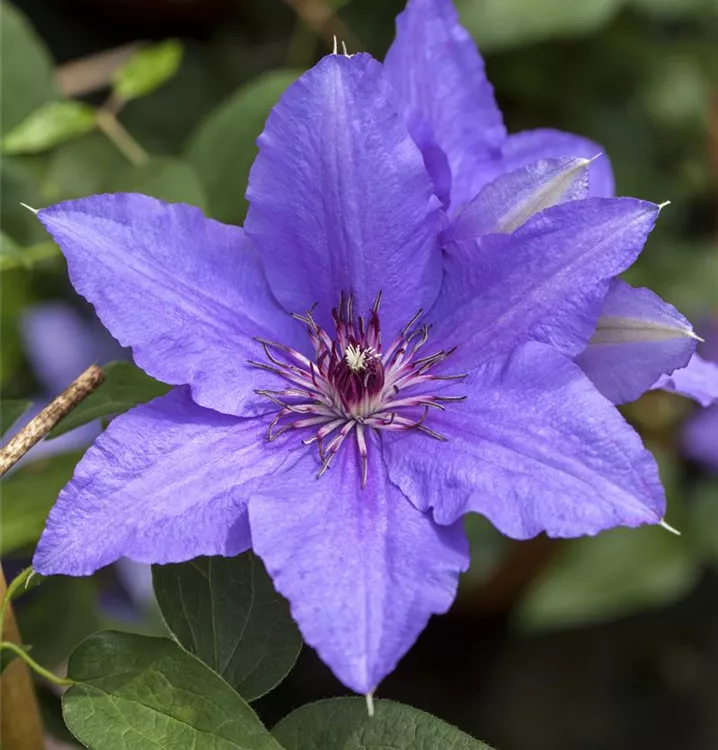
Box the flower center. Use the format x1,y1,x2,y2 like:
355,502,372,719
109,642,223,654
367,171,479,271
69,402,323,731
252,292,464,486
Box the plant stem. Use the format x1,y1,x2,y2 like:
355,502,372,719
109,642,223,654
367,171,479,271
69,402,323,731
96,109,149,168
0,567,46,750
0,567,35,630
0,643,74,688
0,365,105,477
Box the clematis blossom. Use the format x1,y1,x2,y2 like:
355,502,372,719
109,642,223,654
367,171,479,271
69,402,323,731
30,3,705,694
384,0,716,408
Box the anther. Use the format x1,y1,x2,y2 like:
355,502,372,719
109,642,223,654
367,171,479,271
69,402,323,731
257,294,463,485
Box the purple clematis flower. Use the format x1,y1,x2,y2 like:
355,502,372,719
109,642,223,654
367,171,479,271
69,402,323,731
29,1,705,693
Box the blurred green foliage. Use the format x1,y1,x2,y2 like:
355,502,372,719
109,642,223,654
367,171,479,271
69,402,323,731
0,0,717,720
112,40,184,103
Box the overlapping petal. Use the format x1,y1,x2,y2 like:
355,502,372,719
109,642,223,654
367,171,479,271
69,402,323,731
576,280,697,404
381,0,614,212
683,406,718,470
245,53,443,337
382,342,665,539
248,435,469,694
653,354,718,407
501,129,615,198
33,389,292,576
383,0,506,210
431,198,659,369
697,320,718,362
449,156,591,240
38,195,302,417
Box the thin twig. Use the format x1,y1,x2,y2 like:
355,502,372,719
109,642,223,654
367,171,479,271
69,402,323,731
54,43,138,98
96,109,149,168
0,364,105,477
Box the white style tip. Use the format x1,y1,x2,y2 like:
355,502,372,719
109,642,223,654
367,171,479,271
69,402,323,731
659,518,681,536
20,202,38,215
365,691,375,718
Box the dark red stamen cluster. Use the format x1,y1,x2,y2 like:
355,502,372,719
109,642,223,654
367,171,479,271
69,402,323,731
251,292,464,486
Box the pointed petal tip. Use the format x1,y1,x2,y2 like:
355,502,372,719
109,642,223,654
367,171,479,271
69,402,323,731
365,691,375,718
20,202,39,215
658,200,671,212
659,518,681,536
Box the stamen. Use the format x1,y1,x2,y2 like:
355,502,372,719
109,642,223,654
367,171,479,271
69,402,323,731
402,308,423,337
255,293,463,485
356,424,368,488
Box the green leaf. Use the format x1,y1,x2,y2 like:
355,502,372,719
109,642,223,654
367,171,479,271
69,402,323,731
48,362,169,439
63,631,283,750
1,157,48,245
0,235,61,272
627,0,714,17
516,524,699,631
104,156,207,210
0,398,32,437
0,2,56,134
2,101,97,155
0,451,83,554
186,70,299,224
0,249,34,385
113,40,184,102
0,232,24,271
153,552,301,701
273,698,496,749
43,133,127,201
456,0,621,50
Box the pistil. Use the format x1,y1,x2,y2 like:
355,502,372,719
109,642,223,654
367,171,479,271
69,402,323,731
252,292,464,486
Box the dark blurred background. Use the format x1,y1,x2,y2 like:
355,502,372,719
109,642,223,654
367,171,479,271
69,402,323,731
2,1,717,748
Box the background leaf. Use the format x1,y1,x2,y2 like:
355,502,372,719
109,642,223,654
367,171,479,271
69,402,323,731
273,698,496,749
627,0,715,17
2,101,97,155
48,361,169,439
186,70,299,224
0,451,83,554
153,552,302,701
104,156,208,209
0,235,61,272
63,631,283,750
17,576,101,669
43,133,127,201
1,156,48,245
0,1,56,134
113,40,184,102
0,398,32,437
515,524,699,631
457,0,622,50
